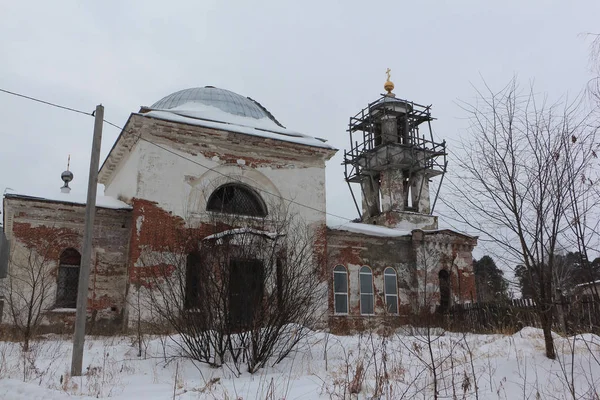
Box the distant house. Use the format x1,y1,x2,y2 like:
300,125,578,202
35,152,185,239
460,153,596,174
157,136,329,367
575,280,600,298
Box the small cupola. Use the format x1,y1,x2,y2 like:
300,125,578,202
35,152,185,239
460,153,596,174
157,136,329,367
60,155,73,194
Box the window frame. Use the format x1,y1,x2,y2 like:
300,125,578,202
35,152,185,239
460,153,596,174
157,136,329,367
55,248,81,309
333,265,349,315
359,266,374,316
206,183,268,217
383,267,399,315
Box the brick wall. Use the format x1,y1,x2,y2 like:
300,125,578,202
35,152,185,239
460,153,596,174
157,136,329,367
2,197,132,334
326,228,477,334
326,229,414,333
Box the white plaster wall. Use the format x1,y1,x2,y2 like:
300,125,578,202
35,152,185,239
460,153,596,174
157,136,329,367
106,132,329,328
103,143,143,201
129,140,327,226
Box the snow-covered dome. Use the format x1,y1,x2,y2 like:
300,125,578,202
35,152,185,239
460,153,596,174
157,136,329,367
142,86,333,149
151,86,280,124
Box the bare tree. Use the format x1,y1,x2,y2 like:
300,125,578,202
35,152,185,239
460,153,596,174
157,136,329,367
408,240,446,314
5,238,58,351
400,241,448,399
445,78,598,359
137,199,324,373
587,33,600,106
563,120,600,301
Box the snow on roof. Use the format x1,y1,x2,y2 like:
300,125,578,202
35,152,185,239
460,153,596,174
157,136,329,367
420,229,477,239
576,280,600,288
328,222,411,237
328,222,477,239
4,191,132,210
203,228,281,241
143,102,335,150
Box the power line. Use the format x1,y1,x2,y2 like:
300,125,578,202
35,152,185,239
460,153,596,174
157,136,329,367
103,118,354,222
0,86,354,222
0,88,93,116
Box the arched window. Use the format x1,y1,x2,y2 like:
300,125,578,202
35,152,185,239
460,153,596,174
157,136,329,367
359,266,374,315
56,248,81,308
384,267,398,314
206,183,267,217
185,252,202,310
333,265,348,314
439,269,450,312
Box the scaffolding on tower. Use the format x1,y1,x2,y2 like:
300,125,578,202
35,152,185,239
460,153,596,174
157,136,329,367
343,94,447,220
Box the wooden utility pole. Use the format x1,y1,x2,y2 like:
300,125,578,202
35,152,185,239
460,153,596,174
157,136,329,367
71,104,103,376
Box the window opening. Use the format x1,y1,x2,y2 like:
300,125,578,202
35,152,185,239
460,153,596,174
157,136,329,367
384,267,398,314
359,266,374,315
333,265,348,314
439,269,450,312
406,180,414,209
56,248,81,308
206,184,267,217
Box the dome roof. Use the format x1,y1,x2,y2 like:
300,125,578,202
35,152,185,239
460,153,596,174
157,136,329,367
151,86,279,123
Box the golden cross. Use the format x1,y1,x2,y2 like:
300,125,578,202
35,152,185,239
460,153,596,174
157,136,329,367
386,68,391,81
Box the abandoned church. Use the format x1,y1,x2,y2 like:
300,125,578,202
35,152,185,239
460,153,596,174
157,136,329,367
0,75,477,334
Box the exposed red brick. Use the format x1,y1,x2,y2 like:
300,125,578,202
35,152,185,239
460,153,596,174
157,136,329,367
326,227,477,334
12,223,79,260
5,197,132,334
130,263,176,288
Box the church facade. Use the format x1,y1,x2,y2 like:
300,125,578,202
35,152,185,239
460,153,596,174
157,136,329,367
0,81,476,334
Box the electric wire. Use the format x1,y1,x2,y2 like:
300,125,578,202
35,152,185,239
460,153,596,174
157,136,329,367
102,118,354,222
0,88,94,117
0,87,355,223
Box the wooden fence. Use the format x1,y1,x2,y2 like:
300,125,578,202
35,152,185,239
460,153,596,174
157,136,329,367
446,296,600,335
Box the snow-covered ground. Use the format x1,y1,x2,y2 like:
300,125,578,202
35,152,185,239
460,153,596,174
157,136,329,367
1,327,599,399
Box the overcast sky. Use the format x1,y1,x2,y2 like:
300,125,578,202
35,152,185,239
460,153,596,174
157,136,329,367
1,1,598,261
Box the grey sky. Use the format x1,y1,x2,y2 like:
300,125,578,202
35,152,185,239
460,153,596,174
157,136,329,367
1,1,598,260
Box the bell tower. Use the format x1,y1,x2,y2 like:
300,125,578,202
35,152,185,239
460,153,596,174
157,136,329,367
343,70,447,230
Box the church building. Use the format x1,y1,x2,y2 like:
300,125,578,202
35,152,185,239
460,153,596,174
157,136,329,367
0,75,477,334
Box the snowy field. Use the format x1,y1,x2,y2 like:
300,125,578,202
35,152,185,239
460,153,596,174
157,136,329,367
1,327,600,399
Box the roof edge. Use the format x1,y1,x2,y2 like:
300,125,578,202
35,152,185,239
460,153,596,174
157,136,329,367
4,193,132,211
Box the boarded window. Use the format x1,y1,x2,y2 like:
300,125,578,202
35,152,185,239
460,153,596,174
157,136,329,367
206,184,267,217
56,248,81,308
333,265,348,314
359,266,374,315
384,267,398,314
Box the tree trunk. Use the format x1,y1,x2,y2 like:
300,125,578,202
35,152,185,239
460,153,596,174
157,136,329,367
541,265,556,359
541,305,556,359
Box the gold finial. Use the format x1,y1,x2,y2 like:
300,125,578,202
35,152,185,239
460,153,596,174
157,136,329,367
384,68,395,96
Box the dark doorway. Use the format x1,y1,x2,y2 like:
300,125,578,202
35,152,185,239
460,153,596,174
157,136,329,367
185,252,202,310
438,269,450,313
229,259,264,329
